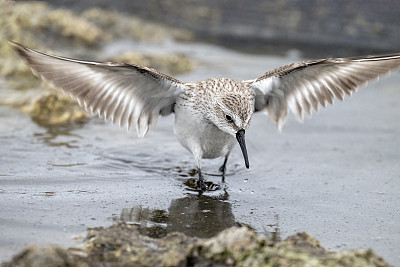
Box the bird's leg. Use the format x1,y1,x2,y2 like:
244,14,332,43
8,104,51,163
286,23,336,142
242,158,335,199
195,156,206,191
219,155,229,182
197,168,206,191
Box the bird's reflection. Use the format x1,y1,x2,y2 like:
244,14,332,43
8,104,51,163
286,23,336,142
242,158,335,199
119,206,169,238
265,214,281,243
117,190,237,239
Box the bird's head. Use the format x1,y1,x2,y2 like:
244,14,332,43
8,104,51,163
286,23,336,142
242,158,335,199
209,93,254,169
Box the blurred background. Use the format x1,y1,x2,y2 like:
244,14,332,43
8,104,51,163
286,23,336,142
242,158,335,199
31,0,400,56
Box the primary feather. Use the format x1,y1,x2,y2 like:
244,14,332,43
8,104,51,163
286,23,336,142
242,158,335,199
11,41,187,137
250,54,400,130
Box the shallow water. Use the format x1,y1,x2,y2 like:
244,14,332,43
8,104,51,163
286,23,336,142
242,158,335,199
1,41,400,265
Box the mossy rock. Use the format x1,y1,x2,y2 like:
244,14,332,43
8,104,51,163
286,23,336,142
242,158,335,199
27,91,89,125
1,246,89,267
81,8,193,43
2,225,391,267
0,0,195,127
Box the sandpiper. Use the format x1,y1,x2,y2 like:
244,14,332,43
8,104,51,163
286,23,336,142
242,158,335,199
11,42,400,190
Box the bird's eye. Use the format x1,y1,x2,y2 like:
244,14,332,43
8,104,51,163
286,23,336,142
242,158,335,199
225,115,233,122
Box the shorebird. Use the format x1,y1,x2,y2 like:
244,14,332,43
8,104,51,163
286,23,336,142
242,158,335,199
11,42,400,190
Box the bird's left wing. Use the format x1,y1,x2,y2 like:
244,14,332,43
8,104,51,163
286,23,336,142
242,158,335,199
249,53,400,130
11,41,188,137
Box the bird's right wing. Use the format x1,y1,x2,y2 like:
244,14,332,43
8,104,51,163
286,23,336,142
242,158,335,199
11,41,188,137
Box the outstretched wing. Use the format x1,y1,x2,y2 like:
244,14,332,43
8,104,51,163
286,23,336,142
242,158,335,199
11,41,188,137
250,53,400,130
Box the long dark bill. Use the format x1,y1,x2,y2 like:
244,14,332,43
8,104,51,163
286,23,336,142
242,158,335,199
236,129,249,169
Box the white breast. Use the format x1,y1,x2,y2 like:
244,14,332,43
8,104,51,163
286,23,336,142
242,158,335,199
173,101,236,161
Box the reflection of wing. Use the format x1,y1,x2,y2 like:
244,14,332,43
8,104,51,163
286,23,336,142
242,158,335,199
11,42,188,137
250,54,400,130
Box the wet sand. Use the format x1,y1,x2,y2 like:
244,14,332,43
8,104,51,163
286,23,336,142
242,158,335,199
1,41,399,265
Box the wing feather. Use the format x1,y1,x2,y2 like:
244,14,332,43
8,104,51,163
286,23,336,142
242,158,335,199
11,42,187,137
251,53,400,130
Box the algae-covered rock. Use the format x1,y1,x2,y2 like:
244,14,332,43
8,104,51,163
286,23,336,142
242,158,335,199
198,226,266,263
0,0,105,90
37,8,107,45
0,1,106,47
81,8,193,43
26,91,89,125
85,223,196,266
195,229,389,267
0,0,195,126
112,51,195,76
0,0,194,86
1,246,89,267
83,226,390,267
2,225,391,267
0,88,89,125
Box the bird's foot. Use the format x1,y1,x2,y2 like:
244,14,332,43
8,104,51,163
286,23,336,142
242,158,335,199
197,179,207,191
197,168,207,191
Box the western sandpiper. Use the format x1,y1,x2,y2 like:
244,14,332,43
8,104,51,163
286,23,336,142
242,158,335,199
11,42,400,190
